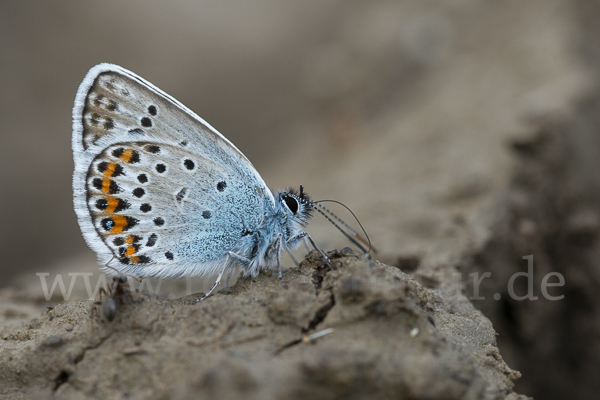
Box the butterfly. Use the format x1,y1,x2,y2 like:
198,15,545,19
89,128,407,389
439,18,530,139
72,64,368,301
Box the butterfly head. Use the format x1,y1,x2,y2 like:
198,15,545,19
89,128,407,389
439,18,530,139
278,185,313,227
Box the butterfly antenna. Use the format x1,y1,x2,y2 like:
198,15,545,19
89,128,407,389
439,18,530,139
313,202,361,238
311,206,369,256
312,200,375,255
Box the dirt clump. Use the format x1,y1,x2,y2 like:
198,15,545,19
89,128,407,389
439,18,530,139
0,250,527,400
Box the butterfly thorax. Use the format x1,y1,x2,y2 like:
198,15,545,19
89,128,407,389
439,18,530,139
235,188,313,277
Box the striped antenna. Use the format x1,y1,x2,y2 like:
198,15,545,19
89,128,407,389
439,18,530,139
311,200,374,257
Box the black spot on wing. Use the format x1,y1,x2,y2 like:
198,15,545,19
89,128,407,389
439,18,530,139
146,233,158,247
112,148,124,158
154,217,164,226
176,188,187,203
103,118,114,130
145,145,160,154
107,99,118,111
129,128,145,135
183,159,195,170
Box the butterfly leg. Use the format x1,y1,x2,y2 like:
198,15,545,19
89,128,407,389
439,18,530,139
227,251,252,267
285,248,299,266
274,236,288,288
286,231,307,248
284,232,302,267
304,232,334,268
192,264,228,304
285,231,333,268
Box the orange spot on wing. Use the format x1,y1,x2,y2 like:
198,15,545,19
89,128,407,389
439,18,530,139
119,149,133,163
105,196,119,213
125,235,136,244
125,245,136,257
101,178,112,194
104,162,117,177
129,256,140,263
109,215,128,234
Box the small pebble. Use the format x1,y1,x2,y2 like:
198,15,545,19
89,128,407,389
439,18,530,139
123,347,147,356
341,247,354,256
28,318,42,330
42,336,64,347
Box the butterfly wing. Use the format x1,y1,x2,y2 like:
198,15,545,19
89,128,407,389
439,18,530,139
72,64,274,278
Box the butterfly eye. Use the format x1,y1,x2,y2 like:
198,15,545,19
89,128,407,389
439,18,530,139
282,195,299,214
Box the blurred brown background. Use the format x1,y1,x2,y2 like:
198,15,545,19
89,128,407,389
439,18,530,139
2,1,600,398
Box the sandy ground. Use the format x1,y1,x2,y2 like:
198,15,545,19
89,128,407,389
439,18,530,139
2,251,528,399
